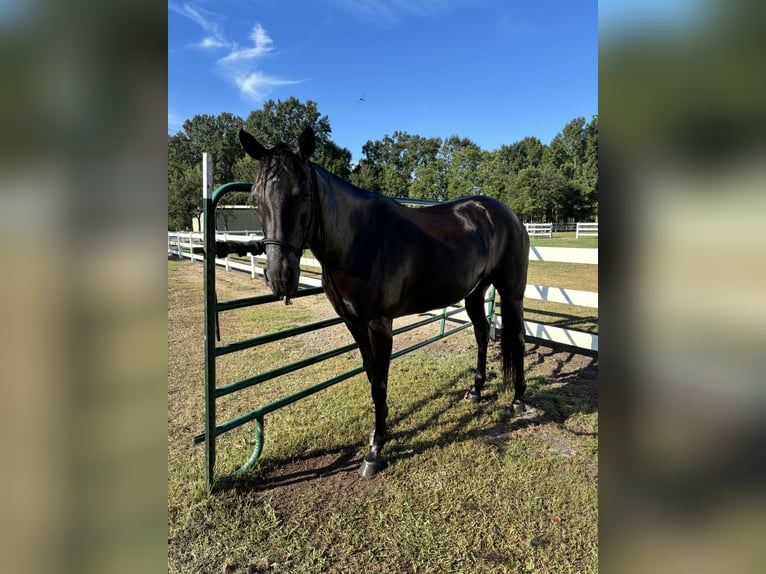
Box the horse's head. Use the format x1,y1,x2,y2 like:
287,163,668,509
239,125,316,301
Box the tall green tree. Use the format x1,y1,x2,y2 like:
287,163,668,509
445,144,483,199
242,97,352,180
439,135,479,165
477,149,512,202
167,112,245,228
349,161,382,193
352,131,441,197
511,166,572,222
501,136,545,174
410,157,448,201
580,115,599,218
545,116,587,180
175,112,244,185
168,165,202,230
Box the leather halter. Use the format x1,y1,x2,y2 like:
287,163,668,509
259,165,317,257
259,238,304,256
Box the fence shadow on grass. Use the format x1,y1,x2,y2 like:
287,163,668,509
524,306,599,331
385,342,598,462
226,445,363,494
226,341,598,493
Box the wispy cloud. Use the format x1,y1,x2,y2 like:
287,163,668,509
169,2,231,50
218,24,274,63
233,72,304,101
169,3,304,102
216,24,305,102
193,36,228,50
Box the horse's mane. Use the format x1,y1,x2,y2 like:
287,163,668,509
311,162,397,207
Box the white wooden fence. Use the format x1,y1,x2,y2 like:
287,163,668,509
521,246,597,351
524,222,553,238
169,232,598,352
522,222,599,239
168,231,323,285
576,222,599,238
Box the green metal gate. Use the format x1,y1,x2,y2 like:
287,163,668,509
193,180,496,492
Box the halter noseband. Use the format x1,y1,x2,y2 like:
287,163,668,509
259,238,304,256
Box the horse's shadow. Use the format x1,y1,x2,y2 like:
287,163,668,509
227,342,598,493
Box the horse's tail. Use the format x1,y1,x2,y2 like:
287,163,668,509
498,238,528,398
499,296,519,393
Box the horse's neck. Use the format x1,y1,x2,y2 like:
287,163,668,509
309,165,372,268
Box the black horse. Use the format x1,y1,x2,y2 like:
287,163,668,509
239,125,529,477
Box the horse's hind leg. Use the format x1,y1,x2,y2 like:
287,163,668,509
464,287,490,403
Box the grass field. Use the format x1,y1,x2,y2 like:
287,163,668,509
529,232,598,249
524,260,598,335
168,258,598,573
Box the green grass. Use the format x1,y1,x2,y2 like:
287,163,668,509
524,260,598,335
168,260,598,573
524,299,598,335
527,261,597,293
529,232,598,249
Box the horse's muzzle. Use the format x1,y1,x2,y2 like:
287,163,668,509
263,253,300,301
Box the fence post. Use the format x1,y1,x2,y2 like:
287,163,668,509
202,152,217,491
439,305,447,336
224,232,230,271
250,233,257,279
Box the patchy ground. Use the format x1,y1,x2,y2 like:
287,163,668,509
238,337,598,515
168,258,598,573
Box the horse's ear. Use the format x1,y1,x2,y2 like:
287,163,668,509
298,125,316,159
239,129,267,160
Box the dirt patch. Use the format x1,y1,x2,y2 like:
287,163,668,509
234,448,386,516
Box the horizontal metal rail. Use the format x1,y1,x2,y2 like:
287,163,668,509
193,309,479,445
213,305,473,399
216,286,324,312
215,316,345,357
215,341,360,399
194,366,366,444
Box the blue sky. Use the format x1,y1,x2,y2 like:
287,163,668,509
169,0,597,163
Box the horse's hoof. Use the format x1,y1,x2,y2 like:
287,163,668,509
358,452,387,478
464,388,481,403
511,400,533,415
359,458,385,478
358,459,378,478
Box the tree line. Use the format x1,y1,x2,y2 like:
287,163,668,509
168,96,597,230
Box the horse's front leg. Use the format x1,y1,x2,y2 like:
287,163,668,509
359,318,393,478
